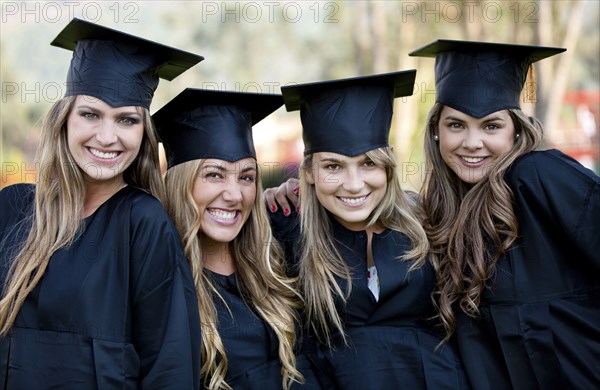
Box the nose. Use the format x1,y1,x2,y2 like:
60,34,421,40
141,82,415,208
222,181,244,204
341,167,365,193
462,129,483,150
95,121,118,145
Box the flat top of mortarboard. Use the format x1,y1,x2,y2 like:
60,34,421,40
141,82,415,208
152,88,284,127
51,18,203,81
408,39,566,63
281,69,416,111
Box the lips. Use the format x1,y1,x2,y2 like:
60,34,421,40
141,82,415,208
337,194,369,206
459,155,487,167
207,208,239,225
88,147,121,160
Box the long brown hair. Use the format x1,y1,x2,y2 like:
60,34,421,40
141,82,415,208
164,160,303,390
298,146,429,347
419,103,543,341
0,96,164,336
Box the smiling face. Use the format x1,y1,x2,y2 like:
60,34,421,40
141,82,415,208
437,106,516,184
67,95,144,186
192,158,257,246
307,152,387,231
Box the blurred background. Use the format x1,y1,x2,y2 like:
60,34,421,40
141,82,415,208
1,0,598,190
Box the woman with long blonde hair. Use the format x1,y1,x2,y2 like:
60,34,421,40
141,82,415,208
0,19,202,388
411,40,600,389
267,72,470,389
156,89,318,389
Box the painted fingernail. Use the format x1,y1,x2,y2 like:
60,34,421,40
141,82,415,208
293,187,300,195
296,206,301,213
270,204,277,212
284,208,290,216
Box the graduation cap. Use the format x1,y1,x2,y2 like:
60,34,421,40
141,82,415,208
153,88,284,168
51,18,203,109
281,70,416,156
409,39,565,118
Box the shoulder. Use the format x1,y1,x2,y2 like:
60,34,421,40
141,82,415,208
0,183,35,223
0,183,35,207
507,149,600,188
118,186,173,225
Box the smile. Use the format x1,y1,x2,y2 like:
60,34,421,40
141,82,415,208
337,194,369,206
207,208,239,224
459,155,487,167
88,147,120,160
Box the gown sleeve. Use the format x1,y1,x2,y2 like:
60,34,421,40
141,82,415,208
128,198,201,389
508,150,600,271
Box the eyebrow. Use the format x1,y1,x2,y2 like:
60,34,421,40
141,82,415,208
319,157,343,163
481,116,505,123
75,105,141,117
203,164,257,173
442,115,465,122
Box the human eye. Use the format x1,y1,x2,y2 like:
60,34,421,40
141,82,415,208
240,173,256,183
362,159,376,167
448,122,463,129
323,163,340,171
118,116,140,126
484,123,501,131
204,169,223,180
80,111,99,120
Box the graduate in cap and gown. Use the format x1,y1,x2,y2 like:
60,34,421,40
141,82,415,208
0,18,203,389
155,89,322,389
410,40,600,389
267,71,471,389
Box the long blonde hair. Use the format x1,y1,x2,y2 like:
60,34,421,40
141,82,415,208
0,96,164,336
298,146,429,347
164,159,303,390
419,103,543,341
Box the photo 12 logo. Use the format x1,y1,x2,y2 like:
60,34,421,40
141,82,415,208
199,1,340,23
1,1,140,24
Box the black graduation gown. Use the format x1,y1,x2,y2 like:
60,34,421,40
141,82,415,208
455,150,600,390
207,271,324,389
0,184,201,389
271,211,470,389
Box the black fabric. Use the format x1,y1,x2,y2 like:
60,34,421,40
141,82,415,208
281,70,416,156
455,150,600,389
409,39,565,118
269,210,470,389
153,89,283,167
0,184,201,389
51,18,203,109
207,270,327,389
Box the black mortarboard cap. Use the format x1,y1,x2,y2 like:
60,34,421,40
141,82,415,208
409,39,565,118
51,18,203,109
153,88,284,168
281,70,416,156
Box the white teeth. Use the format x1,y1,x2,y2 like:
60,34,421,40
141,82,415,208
208,209,237,220
339,195,367,204
89,148,119,159
463,156,484,163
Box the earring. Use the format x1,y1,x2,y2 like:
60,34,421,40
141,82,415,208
433,134,439,142
515,133,520,139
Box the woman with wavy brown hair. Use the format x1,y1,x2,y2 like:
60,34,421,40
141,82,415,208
0,19,202,388
156,88,319,389
411,40,600,389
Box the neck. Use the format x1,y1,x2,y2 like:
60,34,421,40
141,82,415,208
83,178,126,218
201,237,236,275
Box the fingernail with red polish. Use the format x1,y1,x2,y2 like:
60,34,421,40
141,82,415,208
284,208,290,216
270,204,277,212
293,187,300,195
296,206,301,213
